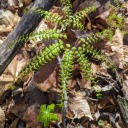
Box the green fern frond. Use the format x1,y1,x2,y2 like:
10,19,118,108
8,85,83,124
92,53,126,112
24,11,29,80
72,7,96,29
35,9,62,25
100,29,114,40
60,0,73,31
79,30,115,69
29,29,67,42
60,0,73,18
106,13,124,29
75,48,94,80
107,3,118,11
62,6,96,30
79,33,101,58
107,1,123,12
82,45,115,70
80,34,99,44
73,21,84,30
80,29,114,45
8,29,67,49
61,18,73,31
114,0,121,8
82,44,100,58
80,31,115,69
60,44,75,85
15,39,64,82
59,45,75,107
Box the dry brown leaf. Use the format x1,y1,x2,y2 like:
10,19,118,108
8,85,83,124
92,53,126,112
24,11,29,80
86,22,92,30
16,53,28,77
7,52,28,78
104,28,124,68
81,79,91,89
8,0,19,7
22,0,32,6
67,92,93,119
0,75,13,96
102,121,112,128
91,63,100,74
88,8,112,30
97,62,111,77
124,46,128,66
23,103,42,128
0,9,20,29
107,96,115,105
90,124,99,128
98,96,115,109
0,74,13,84
30,20,48,47
72,0,79,12
35,70,57,92
91,17,108,30
111,28,124,68
9,118,19,128
98,99,109,109
7,56,18,77
76,77,91,89
96,8,112,20
122,69,128,99
0,107,5,128
124,2,128,11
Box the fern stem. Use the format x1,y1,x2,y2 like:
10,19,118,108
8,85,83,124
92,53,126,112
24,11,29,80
59,45,75,127
61,80,68,128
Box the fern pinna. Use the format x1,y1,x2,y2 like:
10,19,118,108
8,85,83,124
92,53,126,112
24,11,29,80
8,0,124,127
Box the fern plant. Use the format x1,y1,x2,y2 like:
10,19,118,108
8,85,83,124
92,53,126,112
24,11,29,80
8,0,128,127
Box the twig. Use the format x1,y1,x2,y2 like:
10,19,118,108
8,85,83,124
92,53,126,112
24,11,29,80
97,74,119,92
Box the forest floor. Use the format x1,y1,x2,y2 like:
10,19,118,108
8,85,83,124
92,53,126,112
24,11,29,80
0,0,128,128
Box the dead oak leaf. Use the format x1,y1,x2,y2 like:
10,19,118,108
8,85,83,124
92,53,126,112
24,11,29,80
23,103,42,128
67,92,93,119
124,45,128,67
35,70,59,92
104,28,124,68
121,69,128,99
7,49,28,78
